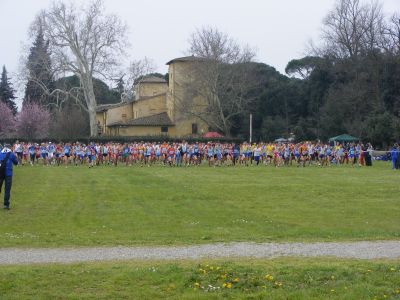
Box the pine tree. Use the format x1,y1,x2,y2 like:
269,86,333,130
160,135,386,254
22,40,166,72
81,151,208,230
24,26,54,106
0,65,17,115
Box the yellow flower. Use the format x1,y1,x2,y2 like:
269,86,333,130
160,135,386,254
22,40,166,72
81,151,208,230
194,282,200,288
222,283,227,288
390,268,396,271
265,274,274,281
226,282,232,289
233,278,239,283
331,289,335,292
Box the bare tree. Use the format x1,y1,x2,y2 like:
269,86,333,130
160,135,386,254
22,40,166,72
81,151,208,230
29,0,128,136
383,13,400,54
320,0,385,59
120,57,156,101
176,27,258,135
50,106,90,139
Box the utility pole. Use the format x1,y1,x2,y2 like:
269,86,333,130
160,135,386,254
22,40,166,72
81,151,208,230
249,113,252,143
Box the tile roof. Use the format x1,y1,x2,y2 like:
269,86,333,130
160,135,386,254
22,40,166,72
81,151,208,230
96,100,134,112
138,76,167,83
166,55,206,65
108,112,174,127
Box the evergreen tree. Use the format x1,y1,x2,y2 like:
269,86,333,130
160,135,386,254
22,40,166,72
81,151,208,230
0,65,17,115
24,26,54,106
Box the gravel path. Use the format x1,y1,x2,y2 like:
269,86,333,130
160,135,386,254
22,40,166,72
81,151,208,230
1,241,400,265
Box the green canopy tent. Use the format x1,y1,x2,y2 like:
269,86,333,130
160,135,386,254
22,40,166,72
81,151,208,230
328,134,360,143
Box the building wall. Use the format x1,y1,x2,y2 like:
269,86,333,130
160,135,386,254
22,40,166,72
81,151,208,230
110,120,207,137
135,82,168,99
131,94,167,119
96,111,107,135
105,103,133,126
170,117,209,137
114,126,170,136
167,60,207,122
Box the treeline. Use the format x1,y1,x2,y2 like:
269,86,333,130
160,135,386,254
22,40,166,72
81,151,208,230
231,0,400,146
232,52,400,146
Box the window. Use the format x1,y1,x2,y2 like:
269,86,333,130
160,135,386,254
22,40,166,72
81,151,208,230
161,126,168,133
192,123,198,134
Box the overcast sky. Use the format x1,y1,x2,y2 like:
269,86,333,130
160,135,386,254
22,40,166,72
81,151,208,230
0,0,399,100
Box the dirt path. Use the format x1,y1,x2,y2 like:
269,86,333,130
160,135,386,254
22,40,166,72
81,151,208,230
1,241,400,265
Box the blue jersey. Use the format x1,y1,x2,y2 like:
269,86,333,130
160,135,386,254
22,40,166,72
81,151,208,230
28,146,35,154
48,145,55,153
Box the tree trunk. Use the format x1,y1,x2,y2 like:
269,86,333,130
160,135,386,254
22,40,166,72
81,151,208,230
81,74,98,137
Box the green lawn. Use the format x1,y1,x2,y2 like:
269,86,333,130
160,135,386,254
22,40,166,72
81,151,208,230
1,162,399,247
0,258,399,299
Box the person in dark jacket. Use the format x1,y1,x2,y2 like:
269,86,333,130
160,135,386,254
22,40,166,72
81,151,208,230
0,144,18,210
390,144,399,170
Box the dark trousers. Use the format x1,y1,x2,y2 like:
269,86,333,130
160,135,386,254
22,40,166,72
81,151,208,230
0,176,12,207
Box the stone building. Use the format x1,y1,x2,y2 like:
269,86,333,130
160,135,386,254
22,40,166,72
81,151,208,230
96,56,209,137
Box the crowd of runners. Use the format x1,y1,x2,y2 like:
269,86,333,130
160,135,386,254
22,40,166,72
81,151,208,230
1,140,376,168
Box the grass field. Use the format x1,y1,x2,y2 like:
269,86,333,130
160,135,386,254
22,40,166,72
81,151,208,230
0,258,399,299
1,161,399,247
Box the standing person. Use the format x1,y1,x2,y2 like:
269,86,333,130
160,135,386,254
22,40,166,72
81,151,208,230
0,144,19,210
14,140,23,165
365,143,373,167
390,144,398,170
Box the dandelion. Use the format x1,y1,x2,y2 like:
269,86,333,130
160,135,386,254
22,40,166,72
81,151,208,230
194,282,200,289
265,274,274,281
226,282,232,289
233,278,239,283
222,283,227,288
